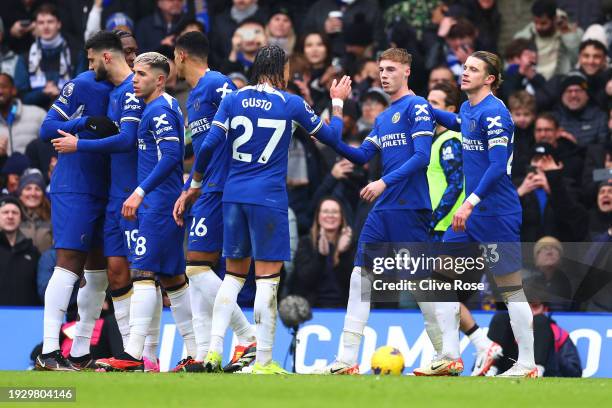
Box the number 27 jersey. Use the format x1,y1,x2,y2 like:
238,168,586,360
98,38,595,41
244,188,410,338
211,84,322,209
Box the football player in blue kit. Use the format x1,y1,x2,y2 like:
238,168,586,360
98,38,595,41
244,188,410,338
171,31,256,373
95,52,193,372
35,52,115,371
175,45,350,374
311,48,448,375
51,31,163,371
431,51,536,378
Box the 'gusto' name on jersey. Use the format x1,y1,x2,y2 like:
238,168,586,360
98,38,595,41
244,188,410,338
241,98,272,111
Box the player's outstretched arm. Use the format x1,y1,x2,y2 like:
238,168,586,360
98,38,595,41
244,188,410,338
52,120,137,154
432,108,461,132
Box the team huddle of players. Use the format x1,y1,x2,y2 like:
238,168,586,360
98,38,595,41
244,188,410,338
34,28,537,377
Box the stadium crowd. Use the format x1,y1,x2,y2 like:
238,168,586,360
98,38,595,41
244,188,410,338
0,0,610,326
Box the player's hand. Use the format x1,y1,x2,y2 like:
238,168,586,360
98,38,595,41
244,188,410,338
52,130,78,153
360,179,386,203
452,201,473,232
85,116,119,137
329,75,352,100
122,191,143,221
173,188,200,226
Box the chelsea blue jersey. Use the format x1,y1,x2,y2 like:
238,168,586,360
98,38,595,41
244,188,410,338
365,94,434,211
107,73,144,199
458,93,520,215
186,70,236,193
49,70,112,198
137,93,185,214
211,84,322,209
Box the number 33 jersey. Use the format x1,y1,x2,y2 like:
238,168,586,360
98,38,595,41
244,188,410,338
211,84,322,209
459,93,520,216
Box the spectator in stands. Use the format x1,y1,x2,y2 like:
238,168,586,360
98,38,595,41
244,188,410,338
500,40,547,103
508,91,536,183
553,71,608,146
293,32,334,114
0,0,42,55
265,6,295,56
0,73,46,155
302,0,384,58
0,152,29,195
351,59,382,102
0,195,40,306
533,112,584,187
576,39,610,111
463,0,501,53
586,181,612,239
514,0,583,80
525,236,573,311
17,169,52,252
342,13,375,67
228,72,248,89
24,137,55,183
357,88,388,132
135,0,187,53
175,18,206,38
221,18,266,78
386,18,427,97
581,139,612,206
517,143,588,241
0,18,29,95
59,0,127,49
292,197,355,308
24,4,75,108
436,18,479,84
538,39,611,112
209,0,269,69
427,65,455,91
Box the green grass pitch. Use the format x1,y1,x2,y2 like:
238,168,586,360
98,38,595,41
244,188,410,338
1,372,610,407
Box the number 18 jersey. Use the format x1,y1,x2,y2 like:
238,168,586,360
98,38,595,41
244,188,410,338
211,84,322,209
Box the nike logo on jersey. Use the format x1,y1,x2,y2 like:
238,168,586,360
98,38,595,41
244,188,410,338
153,114,169,129
216,82,232,98
486,116,501,129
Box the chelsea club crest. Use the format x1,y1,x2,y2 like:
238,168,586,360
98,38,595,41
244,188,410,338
194,98,201,111
392,112,400,123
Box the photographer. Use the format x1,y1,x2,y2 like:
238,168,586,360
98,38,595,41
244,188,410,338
221,18,267,78
517,143,588,242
